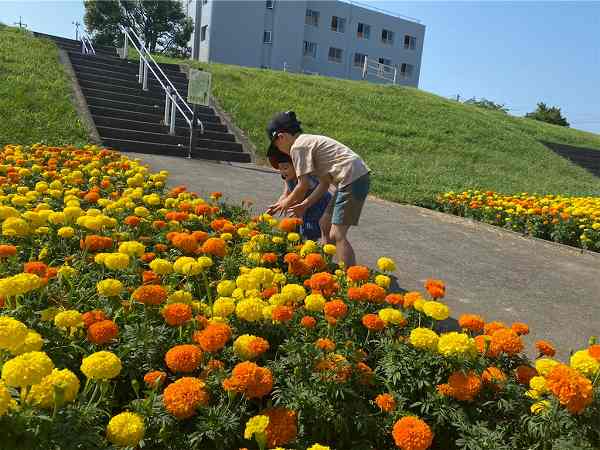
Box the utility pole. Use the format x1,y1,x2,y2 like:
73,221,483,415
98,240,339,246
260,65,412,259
456,94,461,102
72,21,81,40
13,16,28,29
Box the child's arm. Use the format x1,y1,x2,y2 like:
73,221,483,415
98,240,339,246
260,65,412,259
268,175,310,214
266,182,291,215
289,175,330,218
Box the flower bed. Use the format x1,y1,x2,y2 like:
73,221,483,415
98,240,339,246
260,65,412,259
0,144,598,450
434,190,600,251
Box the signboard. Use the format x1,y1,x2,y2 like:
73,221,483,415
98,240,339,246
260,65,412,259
187,69,211,106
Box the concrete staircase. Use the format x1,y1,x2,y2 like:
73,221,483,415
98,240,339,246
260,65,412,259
35,33,250,163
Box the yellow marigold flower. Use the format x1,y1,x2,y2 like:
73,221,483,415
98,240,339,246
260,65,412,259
535,358,560,376
54,310,84,329
97,279,123,297
0,382,11,417
287,232,301,242
26,368,80,409
149,258,173,275
10,330,43,355
377,257,396,272
80,351,122,380
134,206,149,217
197,256,214,269
1,351,54,387
0,273,42,297
323,244,337,255
281,284,306,303
236,298,268,322
422,300,450,321
530,400,551,414
173,256,203,275
106,411,145,447
58,265,77,280
570,350,600,378
437,332,476,358
0,317,28,351
232,287,245,301
2,217,29,236
409,328,439,351
118,241,145,257
103,253,130,270
414,298,425,312
378,308,404,325
249,267,274,287
236,273,260,291
307,445,331,450
48,211,66,225
272,236,284,244
212,297,236,317
300,240,318,256
375,274,391,289
244,414,269,442
167,290,193,305
217,280,237,297
304,293,326,312
529,376,548,393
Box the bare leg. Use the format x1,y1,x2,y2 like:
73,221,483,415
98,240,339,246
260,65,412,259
319,213,333,244
330,224,355,267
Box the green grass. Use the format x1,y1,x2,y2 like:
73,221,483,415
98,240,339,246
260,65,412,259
140,53,600,204
0,26,88,146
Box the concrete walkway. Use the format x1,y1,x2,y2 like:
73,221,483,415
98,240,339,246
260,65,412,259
135,153,600,360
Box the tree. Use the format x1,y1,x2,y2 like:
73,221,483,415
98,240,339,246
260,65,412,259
84,0,193,56
463,97,508,114
525,102,570,127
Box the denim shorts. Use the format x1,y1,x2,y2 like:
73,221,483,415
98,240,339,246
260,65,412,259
326,173,370,226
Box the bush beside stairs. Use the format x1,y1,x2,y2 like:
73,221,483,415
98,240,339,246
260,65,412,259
36,32,251,163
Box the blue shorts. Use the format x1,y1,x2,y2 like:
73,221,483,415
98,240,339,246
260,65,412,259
327,173,370,226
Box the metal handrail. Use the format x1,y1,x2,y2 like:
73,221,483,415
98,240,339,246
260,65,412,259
362,57,398,84
81,34,95,55
119,25,205,140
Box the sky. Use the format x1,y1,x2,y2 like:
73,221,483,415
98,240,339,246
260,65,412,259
1,0,599,134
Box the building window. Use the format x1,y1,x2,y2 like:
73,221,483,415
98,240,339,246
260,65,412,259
400,63,414,78
305,9,319,27
357,22,370,39
266,0,274,8
354,53,367,67
378,57,391,66
404,35,416,50
303,41,317,58
381,29,394,45
328,47,343,63
200,25,208,42
331,16,345,33
263,30,272,44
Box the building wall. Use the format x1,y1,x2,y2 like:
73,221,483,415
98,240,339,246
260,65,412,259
192,0,425,87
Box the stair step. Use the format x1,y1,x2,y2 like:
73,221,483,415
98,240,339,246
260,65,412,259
85,97,220,123
66,50,183,74
71,63,188,88
91,115,235,141
101,138,250,163
69,56,187,82
96,126,243,152
74,71,188,92
34,32,117,54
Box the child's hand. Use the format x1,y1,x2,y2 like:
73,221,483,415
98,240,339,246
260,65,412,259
266,201,285,215
289,201,308,218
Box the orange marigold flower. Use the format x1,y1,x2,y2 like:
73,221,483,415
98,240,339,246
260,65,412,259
193,323,232,353
191,230,209,243
201,238,227,258
165,344,202,373
392,416,434,450
314,353,352,383
283,253,300,264
83,191,100,203
348,286,367,302
278,217,302,232
483,321,507,336
424,278,445,299
165,211,189,222
474,335,501,358
272,305,294,322
305,253,326,271
300,315,317,329
24,261,48,277
362,283,386,303
346,265,370,283
202,358,226,377
132,285,168,306
262,407,298,448
309,272,335,292
140,252,156,263
222,361,273,399
490,328,523,355
356,362,374,384
546,364,593,414
87,319,119,345
588,344,600,360
124,216,141,227
143,370,167,388
482,367,506,391
0,244,17,258
163,377,209,419
511,322,530,336
362,314,385,331
515,365,538,385
142,270,160,285
261,286,278,299
458,314,485,333
323,299,348,319
315,338,336,352
171,233,198,254
80,235,113,252
82,309,107,328
385,293,404,306
154,243,168,252
152,220,167,230
438,371,482,402
194,204,212,216
535,340,556,357
261,253,278,265
162,303,193,326
375,393,396,413
402,291,422,309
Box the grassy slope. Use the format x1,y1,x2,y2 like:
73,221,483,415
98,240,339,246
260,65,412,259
0,26,88,146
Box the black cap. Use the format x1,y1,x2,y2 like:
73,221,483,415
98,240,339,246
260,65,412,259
266,111,301,156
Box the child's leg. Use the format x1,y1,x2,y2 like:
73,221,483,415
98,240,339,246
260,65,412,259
330,224,356,267
319,213,333,244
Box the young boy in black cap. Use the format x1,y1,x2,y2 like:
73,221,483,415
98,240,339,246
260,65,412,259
266,111,370,267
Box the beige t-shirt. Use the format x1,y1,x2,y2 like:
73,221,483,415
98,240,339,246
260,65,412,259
290,134,370,187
